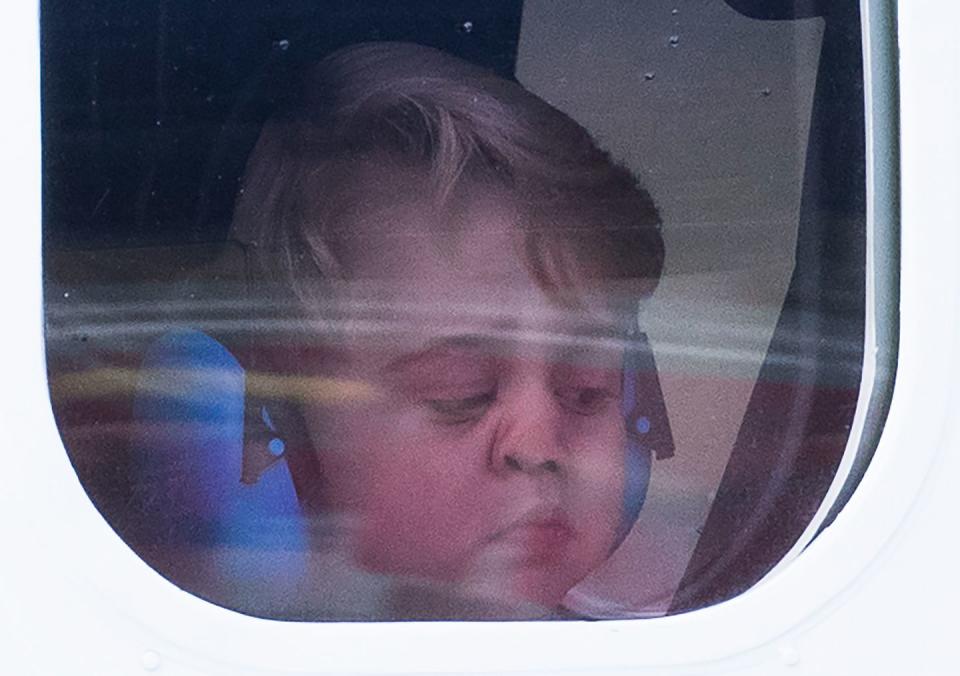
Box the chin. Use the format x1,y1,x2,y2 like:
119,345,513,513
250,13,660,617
505,565,583,611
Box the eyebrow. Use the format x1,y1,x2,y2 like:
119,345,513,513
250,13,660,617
381,320,627,376
381,334,493,375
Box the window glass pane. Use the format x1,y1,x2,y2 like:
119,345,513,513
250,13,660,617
43,0,869,620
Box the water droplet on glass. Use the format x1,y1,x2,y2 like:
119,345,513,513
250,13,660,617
461,20,474,33
274,38,290,51
141,650,161,671
778,644,801,667
672,8,679,15
668,35,680,47
644,72,656,81
761,87,772,97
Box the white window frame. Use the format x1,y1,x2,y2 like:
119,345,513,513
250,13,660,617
3,0,959,673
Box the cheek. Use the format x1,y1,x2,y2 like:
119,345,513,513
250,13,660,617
304,396,630,590
565,421,628,551
315,402,498,576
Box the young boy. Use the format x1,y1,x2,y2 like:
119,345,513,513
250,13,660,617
230,41,665,619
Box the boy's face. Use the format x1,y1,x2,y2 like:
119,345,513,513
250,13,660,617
299,174,628,613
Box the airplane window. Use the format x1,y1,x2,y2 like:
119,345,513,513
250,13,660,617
42,0,882,620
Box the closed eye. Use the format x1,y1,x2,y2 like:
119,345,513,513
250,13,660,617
425,391,496,424
554,386,616,416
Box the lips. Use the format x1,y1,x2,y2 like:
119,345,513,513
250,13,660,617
492,512,575,566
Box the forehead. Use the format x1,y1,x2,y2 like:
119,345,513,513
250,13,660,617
323,165,621,339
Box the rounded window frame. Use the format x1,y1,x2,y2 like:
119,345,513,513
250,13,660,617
7,0,959,673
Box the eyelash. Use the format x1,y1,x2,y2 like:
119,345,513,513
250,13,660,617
425,391,497,425
554,386,616,416
424,386,616,425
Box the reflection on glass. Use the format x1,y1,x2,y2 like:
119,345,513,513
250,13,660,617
128,42,667,619
43,0,866,621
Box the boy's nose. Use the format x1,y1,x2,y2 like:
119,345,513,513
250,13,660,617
501,453,562,476
490,386,566,478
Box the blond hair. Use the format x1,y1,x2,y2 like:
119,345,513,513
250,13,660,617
231,42,664,313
